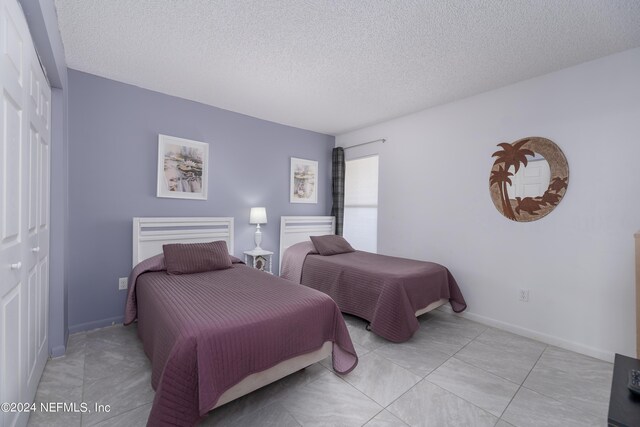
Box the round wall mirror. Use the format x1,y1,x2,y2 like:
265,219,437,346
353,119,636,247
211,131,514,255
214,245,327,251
489,137,568,222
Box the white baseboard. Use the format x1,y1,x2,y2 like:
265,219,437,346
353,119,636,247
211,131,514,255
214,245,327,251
49,344,66,359
439,306,614,362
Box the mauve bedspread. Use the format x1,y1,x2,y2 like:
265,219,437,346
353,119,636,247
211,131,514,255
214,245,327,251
281,241,467,343
124,254,357,426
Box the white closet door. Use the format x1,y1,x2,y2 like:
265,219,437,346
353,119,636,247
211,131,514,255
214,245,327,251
0,0,51,425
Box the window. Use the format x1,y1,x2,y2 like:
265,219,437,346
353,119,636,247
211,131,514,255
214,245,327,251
343,155,379,253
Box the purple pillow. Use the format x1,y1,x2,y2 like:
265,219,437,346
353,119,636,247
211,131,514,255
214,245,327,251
310,235,356,256
163,241,232,275
229,255,244,264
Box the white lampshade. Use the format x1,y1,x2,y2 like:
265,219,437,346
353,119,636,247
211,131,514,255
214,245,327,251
249,207,267,224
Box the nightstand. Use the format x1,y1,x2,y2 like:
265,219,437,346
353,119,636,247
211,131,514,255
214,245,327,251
608,354,640,426
243,249,273,274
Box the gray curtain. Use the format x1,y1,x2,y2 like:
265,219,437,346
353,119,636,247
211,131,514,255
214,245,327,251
330,147,345,235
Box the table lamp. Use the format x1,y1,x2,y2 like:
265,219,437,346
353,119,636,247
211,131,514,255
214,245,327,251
249,207,267,250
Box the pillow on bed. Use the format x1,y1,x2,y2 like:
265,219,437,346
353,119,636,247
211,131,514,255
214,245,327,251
229,255,244,264
163,241,232,275
310,235,356,256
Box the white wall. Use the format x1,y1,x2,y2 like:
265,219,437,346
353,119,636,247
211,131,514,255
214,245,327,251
336,47,640,361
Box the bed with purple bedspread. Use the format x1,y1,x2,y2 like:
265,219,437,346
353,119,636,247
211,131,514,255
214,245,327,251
281,241,467,343
124,254,357,427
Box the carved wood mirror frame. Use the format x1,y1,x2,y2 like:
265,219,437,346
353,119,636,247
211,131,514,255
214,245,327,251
489,137,569,222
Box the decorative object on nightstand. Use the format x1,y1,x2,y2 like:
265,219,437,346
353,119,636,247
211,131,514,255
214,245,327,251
255,256,267,271
244,249,274,274
249,207,267,250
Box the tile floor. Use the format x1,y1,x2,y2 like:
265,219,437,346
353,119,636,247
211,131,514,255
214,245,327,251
27,309,613,426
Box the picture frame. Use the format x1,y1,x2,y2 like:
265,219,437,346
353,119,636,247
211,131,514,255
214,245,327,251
157,134,208,200
290,157,318,204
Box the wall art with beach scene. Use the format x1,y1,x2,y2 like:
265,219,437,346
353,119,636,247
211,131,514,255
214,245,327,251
157,134,209,200
290,157,318,204
489,136,568,222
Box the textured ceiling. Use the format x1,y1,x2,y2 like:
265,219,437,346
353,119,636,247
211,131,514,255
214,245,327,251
54,0,640,135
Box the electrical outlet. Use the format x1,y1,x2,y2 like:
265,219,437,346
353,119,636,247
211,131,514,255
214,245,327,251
518,289,530,302
118,277,128,290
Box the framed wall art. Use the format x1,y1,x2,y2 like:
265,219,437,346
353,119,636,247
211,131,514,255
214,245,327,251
290,157,318,204
489,136,568,222
157,134,209,200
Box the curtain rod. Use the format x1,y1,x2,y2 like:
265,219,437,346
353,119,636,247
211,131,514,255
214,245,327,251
343,138,386,150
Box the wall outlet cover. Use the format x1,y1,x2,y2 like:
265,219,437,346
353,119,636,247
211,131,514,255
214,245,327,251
518,289,530,302
118,277,128,290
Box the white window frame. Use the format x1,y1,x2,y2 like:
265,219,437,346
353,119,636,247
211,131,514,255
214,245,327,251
343,154,379,253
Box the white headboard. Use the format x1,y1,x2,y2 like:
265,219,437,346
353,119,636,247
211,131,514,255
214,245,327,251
132,217,234,267
279,216,335,271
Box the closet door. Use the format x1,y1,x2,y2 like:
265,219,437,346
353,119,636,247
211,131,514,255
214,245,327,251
0,0,51,425
25,13,50,406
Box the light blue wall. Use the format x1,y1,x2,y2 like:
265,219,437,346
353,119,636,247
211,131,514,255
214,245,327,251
67,70,334,332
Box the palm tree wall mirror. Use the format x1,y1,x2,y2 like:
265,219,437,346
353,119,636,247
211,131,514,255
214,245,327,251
489,137,568,222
